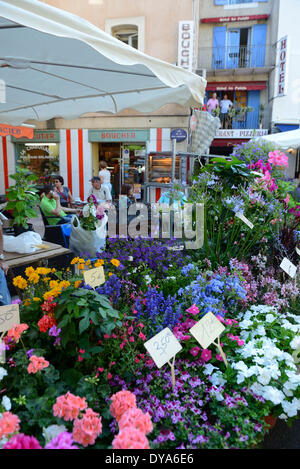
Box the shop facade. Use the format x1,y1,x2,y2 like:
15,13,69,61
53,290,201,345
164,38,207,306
1,127,189,202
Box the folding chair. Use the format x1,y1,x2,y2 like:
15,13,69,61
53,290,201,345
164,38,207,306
39,206,70,248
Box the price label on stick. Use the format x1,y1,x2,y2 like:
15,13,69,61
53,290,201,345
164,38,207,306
144,327,182,369
235,212,254,230
83,266,105,289
280,257,297,279
190,312,228,367
0,304,20,333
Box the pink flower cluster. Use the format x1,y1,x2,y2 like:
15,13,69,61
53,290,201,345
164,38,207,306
72,408,102,447
268,150,288,168
0,411,20,439
4,433,42,449
110,390,152,449
53,392,102,447
27,355,49,374
53,391,88,421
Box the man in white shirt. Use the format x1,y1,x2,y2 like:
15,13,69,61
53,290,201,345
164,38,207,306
220,94,233,129
88,176,112,203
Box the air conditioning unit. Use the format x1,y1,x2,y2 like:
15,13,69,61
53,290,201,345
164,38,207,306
196,69,206,78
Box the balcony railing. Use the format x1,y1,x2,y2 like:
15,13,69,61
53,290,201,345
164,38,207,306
198,45,275,71
212,110,260,130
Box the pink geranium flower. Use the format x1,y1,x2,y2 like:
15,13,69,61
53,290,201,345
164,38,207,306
268,150,288,168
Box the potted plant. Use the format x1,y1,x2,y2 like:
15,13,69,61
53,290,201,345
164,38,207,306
5,167,40,235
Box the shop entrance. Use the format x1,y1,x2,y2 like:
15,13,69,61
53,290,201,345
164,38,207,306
97,142,146,199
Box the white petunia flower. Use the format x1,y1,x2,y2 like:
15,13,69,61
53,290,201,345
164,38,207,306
43,424,67,444
290,336,300,350
262,386,285,405
0,368,7,381
1,396,11,411
282,398,300,418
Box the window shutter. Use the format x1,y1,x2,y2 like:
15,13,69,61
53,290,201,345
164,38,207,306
251,24,267,67
246,90,260,129
212,26,226,69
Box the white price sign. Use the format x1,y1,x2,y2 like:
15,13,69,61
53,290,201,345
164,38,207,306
0,304,20,333
144,327,182,369
235,212,254,230
189,312,225,349
0,340,5,364
280,257,297,279
83,266,105,289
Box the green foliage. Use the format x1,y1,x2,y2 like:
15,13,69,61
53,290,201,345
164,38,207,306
5,167,40,228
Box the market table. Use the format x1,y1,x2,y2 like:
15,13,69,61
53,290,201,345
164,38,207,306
4,242,70,269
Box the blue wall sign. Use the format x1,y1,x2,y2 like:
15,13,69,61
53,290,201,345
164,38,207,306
170,128,187,142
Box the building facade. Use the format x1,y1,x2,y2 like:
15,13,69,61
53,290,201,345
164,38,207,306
0,0,199,202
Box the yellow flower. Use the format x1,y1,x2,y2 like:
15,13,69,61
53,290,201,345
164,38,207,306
36,267,51,275
70,257,80,265
86,259,91,266
43,277,51,283
23,299,31,306
51,268,56,273
66,267,70,272
108,272,113,277
27,272,40,285
110,259,120,268
59,280,71,289
13,276,28,290
49,280,59,289
33,297,41,302
25,266,35,277
74,280,82,288
94,259,104,267
77,263,85,271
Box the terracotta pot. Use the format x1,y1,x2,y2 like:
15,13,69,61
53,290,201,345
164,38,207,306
264,414,277,430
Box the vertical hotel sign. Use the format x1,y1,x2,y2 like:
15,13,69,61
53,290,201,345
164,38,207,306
277,36,288,97
178,21,194,72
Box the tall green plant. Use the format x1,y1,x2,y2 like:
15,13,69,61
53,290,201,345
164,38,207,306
5,167,40,228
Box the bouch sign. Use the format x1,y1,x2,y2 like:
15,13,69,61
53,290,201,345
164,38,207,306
178,21,194,72
88,129,149,143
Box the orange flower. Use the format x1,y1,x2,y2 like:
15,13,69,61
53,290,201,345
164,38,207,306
0,412,20,438
74,280,82,289
110,390,136,422
72,408,102,447
118,407,153,435
7,323,29,342
94,259,104,267
53,392,88,422
112,428,150,449
27,355,49,374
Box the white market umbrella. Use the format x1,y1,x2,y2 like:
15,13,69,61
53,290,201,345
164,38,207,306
252,129,300,150
0,0,206,125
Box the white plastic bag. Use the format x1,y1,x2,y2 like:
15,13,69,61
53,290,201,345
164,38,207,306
3,231,43,254
69,214,108,257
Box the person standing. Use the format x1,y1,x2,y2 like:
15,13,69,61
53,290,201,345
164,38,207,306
220,93,233,129
207,92,219,115
98,161,112,194
0,220,11,306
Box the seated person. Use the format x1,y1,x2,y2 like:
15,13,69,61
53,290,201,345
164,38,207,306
53,176,75,208
0,220,11,306
40,184,78,225
119,183,136,209
88,176,112,204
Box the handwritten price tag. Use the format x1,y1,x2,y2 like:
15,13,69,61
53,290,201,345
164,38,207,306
235,212,254,230
144,327,182,369
280,257,297,279
189,312,225,349
0,304,20,333
83,267,105,289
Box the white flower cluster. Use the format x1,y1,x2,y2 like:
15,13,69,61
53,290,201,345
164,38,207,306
233,305,300,419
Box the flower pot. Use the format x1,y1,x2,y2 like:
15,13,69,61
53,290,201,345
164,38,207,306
13,223,34,237
264,414,277,430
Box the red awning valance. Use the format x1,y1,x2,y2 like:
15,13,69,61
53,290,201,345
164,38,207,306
0,123,34,139
211,139,249,147
207,81,267,92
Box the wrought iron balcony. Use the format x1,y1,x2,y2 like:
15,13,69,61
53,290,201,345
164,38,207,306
198,45,275,72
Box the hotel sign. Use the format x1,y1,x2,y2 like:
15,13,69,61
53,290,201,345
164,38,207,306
215,129,268,139
178,21,194,72
276,36,288,97
201,15,269,24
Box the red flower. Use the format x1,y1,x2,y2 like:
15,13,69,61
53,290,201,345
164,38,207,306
38,315,57,333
